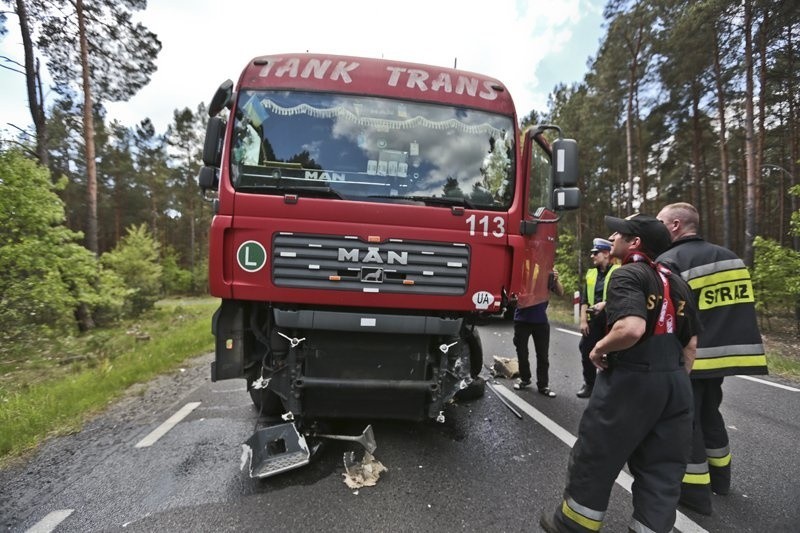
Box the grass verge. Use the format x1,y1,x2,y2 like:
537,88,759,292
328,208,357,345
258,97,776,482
0,297,217,468
763,351,800,382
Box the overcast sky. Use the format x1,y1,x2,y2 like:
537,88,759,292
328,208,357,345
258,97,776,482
0,0,606,137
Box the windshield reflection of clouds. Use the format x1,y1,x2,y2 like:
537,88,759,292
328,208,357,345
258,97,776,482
232,90,514,209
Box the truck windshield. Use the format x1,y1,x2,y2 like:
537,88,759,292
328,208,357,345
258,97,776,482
230,90,515,210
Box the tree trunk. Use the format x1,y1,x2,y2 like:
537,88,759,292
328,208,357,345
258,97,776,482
755,10,769,241
77,0,98,255
743,0,757,267
188,191,196,292
788,26,800,251
713,28,732,249
691,84,702,209
16,0,48,167
626,69,636,213
635,87,646,213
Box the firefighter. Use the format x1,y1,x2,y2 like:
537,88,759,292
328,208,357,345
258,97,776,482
656,202,768,515
540,214,699,533
576,238,619,398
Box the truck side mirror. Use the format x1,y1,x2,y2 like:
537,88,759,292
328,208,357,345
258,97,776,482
198,166,219,192
203,117,225,167
552,138,578,187
553,187,580,211
209,79,234,117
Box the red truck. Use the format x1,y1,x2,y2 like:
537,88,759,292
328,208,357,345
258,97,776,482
198,53,579,476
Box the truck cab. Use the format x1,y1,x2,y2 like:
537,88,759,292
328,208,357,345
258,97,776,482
199,53,579,427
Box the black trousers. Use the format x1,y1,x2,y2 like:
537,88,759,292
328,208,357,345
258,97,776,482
512,321,550,389
681,377,730,511
578,318,605,388
553,357,693,532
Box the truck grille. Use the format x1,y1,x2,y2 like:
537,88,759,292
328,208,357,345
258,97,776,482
272,233,469,295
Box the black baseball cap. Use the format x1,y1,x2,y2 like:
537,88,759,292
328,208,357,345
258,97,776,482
604,213,672,257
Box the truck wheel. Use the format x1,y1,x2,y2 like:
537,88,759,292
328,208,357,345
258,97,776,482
249,387,285,417
463,327,484,379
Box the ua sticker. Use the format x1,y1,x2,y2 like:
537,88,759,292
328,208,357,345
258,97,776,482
472,291,494,310
237,240,267,272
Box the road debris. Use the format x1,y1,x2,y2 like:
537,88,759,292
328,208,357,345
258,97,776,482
342,451,387,489
490,356,519,379
486,381,523,419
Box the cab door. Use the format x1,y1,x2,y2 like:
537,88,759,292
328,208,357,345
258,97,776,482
515,128,580,309
515,132,558,309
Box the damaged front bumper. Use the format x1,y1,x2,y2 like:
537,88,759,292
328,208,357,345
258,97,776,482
242,422,377,479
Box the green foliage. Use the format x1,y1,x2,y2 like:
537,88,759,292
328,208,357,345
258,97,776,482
0,151,67,244
161,246,193,294
555,228,580,297
0,150,125,353
790,185,800,238
192,256,209,295
752,236,800,317
88,268,132,326
36,0,161,103
101,224,163,316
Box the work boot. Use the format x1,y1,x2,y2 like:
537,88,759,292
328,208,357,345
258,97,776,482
539,512,561,533
576,383,593,398
679,495,712,516
513,379,532,390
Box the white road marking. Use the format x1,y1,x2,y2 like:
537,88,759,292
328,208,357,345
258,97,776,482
556,327,582,337
493,385,708,533
25,509,73,533
735,375,799,392
211,385,247,393
134,402,201,448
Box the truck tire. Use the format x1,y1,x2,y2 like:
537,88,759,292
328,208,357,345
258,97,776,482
249,387,285,417
455,328,486,401
463,327,484,379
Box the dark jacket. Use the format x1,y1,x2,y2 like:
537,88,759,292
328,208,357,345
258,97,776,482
657,236,767,378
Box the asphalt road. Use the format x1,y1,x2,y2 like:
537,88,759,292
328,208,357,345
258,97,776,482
2,319,798,532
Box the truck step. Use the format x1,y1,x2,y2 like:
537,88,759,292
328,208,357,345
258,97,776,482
241,422,310,478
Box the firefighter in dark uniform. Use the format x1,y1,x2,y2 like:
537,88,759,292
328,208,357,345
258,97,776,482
577,238,619,398
540,214,700,533
656,202,768,515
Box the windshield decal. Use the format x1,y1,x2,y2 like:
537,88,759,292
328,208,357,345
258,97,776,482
386,67,498,101
254,57,501,102
260,99,506,138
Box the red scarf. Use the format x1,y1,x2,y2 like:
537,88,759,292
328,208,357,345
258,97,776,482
623,252,675,334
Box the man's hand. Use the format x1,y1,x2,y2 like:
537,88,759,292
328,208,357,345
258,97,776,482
588,316,646,371
579,304,590,335
589,347,608,371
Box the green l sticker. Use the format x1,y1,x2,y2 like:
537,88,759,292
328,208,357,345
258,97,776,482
237,240,267,272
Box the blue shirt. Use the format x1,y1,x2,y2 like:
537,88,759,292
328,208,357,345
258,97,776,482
514,301,550,324
514,271,557,324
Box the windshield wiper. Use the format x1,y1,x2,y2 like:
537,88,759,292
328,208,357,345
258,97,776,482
367,195,475,209
238,184,345,200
